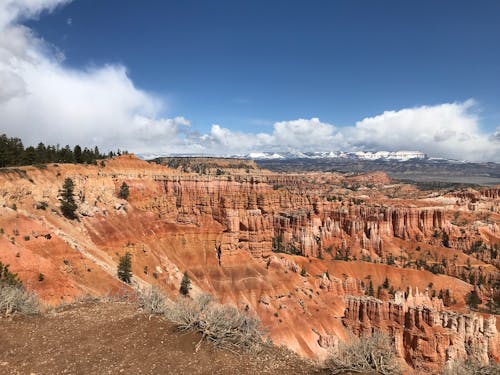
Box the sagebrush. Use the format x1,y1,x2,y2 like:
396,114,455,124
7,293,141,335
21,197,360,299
325,332,401,375
165,294,264,352
136,286,168,314
0,284,40,316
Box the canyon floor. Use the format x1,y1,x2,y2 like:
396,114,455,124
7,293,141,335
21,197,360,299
0,301,324,375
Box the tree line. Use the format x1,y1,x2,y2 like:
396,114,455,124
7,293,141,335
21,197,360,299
0,133,126,167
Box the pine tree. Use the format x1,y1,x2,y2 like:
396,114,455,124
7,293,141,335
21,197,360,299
118,182,129,200
441,231,450,247
0,261,22,287
59,178,78,220
117,252,132,284
74,145,82,163
368,280,375,296
179,271,191,296
383,277,390,289
466,290,481,309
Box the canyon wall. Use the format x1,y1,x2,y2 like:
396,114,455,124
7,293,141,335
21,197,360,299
0,155,498,372
343,290,498,373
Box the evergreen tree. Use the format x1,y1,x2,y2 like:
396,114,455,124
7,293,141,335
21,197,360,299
0,135,113,166
74,145,82,163
118,182,130,200
368,280,375,296
117,252,132,283
477,274,485,286
179,271,191,296
466,290,481,309
23,146,36,165
59,178,78,220
0,261,22,287
441,231,450,248
36,142,47,162
383,277,390,289
61,145,74,163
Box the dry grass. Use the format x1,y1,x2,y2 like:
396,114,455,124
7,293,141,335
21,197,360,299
0,285,40,316
325,332,401,375
165,294,264,352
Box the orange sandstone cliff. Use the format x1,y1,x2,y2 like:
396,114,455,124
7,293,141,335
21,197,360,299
0,155,498,372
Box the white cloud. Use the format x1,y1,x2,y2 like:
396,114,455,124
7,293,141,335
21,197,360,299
0,0,498,161
201,118,343,153
0,0,187,154
0,0,71,29
194,103,499,161
346,100,498,161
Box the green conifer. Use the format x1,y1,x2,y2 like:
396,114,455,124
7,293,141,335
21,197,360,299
179,271,191,296
59,178,78,220
117,252,132,284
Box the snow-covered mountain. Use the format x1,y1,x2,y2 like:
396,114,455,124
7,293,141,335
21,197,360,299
143,150,429,162
244,150,427,161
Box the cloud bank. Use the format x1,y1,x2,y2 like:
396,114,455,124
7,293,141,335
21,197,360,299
0,0,498,161
201,102,498,161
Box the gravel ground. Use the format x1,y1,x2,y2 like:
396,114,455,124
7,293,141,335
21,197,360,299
0,302,326,375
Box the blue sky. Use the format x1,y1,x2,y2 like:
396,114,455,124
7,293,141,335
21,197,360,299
1,0,499,160
27,0,500,133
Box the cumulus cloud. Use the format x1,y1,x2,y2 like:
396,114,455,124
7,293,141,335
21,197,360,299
0,0,188,154
197,103,499,161
345,100,499,161
0,0,498,161
200,118,344,153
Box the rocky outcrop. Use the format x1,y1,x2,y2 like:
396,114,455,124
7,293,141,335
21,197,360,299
481,188,500,200
153,178,447,259
343,290,499,373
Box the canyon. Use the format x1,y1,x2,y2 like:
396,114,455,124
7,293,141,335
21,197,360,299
0,155,498,373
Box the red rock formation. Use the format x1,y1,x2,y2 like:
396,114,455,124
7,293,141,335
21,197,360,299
343,290,499,373
0,155,498,372
150,177,448,261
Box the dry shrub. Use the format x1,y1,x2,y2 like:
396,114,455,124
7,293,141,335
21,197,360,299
0,285,40,316
441,360,500,375
165,294,264,352
136,286,168,314
102,285,136,303
325,332,401,375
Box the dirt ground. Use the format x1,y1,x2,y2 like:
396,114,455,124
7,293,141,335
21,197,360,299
0,302,325,375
